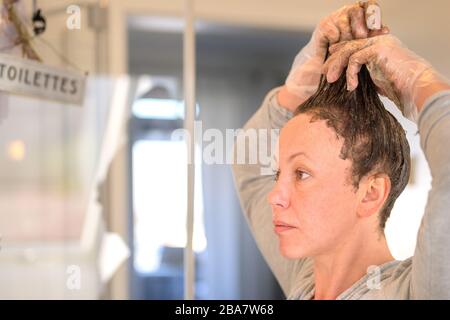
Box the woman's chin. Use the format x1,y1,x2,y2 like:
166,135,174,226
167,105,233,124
279,242,309,259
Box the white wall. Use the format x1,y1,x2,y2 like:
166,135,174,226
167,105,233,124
382,99,431,260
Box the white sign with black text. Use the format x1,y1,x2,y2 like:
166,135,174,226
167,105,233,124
0,53,86,106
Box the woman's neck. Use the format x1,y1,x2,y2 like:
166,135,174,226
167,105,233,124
312,229,394,300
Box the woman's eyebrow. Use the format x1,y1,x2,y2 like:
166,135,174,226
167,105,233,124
288,151,311,162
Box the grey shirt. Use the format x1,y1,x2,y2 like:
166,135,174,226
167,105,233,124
231,87,450,299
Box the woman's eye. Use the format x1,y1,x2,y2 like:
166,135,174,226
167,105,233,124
296,170,310,181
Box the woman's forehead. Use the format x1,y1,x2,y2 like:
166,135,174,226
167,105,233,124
279,114,343,159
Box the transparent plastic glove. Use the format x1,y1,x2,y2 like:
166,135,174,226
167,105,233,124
284,2,388,103
322,34,450,122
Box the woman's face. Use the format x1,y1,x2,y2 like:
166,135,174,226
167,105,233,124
268,113,363,259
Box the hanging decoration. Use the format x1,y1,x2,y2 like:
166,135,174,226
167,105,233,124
0,0,86,106
31,9,46,36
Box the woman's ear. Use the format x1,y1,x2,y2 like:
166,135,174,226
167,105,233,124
357,173,391,218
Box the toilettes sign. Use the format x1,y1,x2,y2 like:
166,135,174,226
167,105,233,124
0,53,86,105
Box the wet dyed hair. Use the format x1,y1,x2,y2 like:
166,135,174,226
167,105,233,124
294,66,411,230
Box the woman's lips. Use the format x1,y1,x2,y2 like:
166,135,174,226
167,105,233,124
273,221,296,234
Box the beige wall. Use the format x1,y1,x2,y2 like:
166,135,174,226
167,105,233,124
120,0,450,76
36,0,450,77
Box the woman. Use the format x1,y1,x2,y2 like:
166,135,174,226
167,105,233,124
232,2,450,299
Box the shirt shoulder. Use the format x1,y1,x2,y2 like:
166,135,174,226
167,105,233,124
287,258,414,300
344,258,413,300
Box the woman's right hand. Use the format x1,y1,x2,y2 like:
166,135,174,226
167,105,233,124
322,34,450,122
279,2,388,112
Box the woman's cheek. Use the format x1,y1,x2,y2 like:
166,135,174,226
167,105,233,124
292,187,329,225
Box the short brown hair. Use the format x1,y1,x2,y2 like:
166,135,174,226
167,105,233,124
294,66,411,229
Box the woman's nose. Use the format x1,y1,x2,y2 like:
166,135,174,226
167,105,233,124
268,182,289,209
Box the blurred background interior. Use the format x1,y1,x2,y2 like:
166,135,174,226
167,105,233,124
0,0,450,299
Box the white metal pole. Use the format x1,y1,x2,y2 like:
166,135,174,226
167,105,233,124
183,0,196,300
